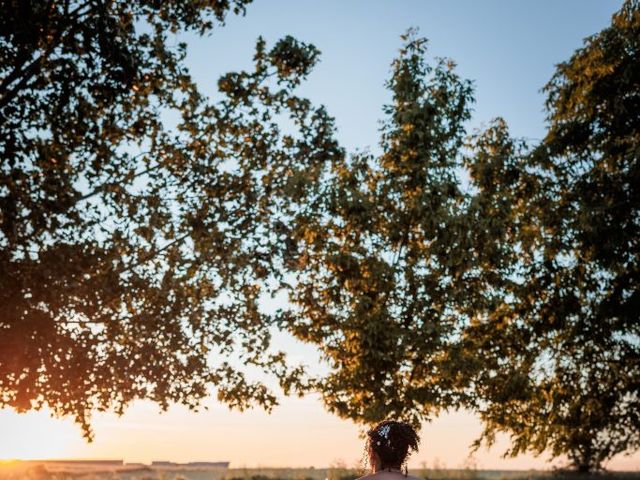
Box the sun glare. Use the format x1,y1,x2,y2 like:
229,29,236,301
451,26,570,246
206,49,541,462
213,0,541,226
0,409,80,460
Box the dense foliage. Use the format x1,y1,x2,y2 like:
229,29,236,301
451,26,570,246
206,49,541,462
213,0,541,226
279,30,476,424
1,0,637,471
289,2,639,471
467,0,640,470
278,2,639,472
0,0,341,438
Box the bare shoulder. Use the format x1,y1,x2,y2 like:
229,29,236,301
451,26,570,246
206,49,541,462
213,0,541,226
400,475,422,480
356,475,376,480
357,474,383,480
357,475,422,480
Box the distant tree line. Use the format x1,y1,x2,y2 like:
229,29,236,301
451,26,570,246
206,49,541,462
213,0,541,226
1,0,638,472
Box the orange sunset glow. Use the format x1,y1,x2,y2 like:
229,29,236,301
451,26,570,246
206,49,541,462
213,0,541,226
2,398,640,470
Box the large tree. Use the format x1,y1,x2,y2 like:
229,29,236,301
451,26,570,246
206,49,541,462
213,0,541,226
0,0,341,438
275,3,640,471
278,29,477,424
467,0,640,471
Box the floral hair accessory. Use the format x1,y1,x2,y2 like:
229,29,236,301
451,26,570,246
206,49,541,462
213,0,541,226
369,422,395,448
378,424,391,439
375,424,392,446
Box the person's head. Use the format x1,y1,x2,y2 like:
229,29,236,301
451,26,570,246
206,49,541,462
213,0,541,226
366,420,420,473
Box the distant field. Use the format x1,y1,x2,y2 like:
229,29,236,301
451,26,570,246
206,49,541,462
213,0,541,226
1,464,639,480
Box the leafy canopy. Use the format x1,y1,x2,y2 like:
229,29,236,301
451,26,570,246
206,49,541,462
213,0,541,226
275,3,640,471
279,29,476,424
2,1,638,470
467,0,640,471
0,0,341,438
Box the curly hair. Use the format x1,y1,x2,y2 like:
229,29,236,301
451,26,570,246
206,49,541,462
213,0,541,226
366,420,420,472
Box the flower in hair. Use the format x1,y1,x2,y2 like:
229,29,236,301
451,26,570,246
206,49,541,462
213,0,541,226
378,424,391,439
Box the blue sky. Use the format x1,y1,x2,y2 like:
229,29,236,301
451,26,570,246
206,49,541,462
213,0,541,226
183,0,623,152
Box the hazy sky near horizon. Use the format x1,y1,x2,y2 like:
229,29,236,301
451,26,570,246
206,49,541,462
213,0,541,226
3,0,639,471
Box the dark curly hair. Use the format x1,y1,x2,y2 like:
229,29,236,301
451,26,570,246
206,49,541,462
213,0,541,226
366,420,420,472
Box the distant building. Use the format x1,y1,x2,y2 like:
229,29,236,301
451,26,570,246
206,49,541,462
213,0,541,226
151,461,230,468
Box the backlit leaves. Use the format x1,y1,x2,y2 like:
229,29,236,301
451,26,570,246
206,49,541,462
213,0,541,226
0,0,339,439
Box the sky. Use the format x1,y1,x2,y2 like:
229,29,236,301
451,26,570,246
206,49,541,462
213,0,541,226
2,0,639,471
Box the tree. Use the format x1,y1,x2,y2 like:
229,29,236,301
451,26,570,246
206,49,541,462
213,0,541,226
466,0,640,471
271,4,639,471
278,29,477,425
0,0,341,438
